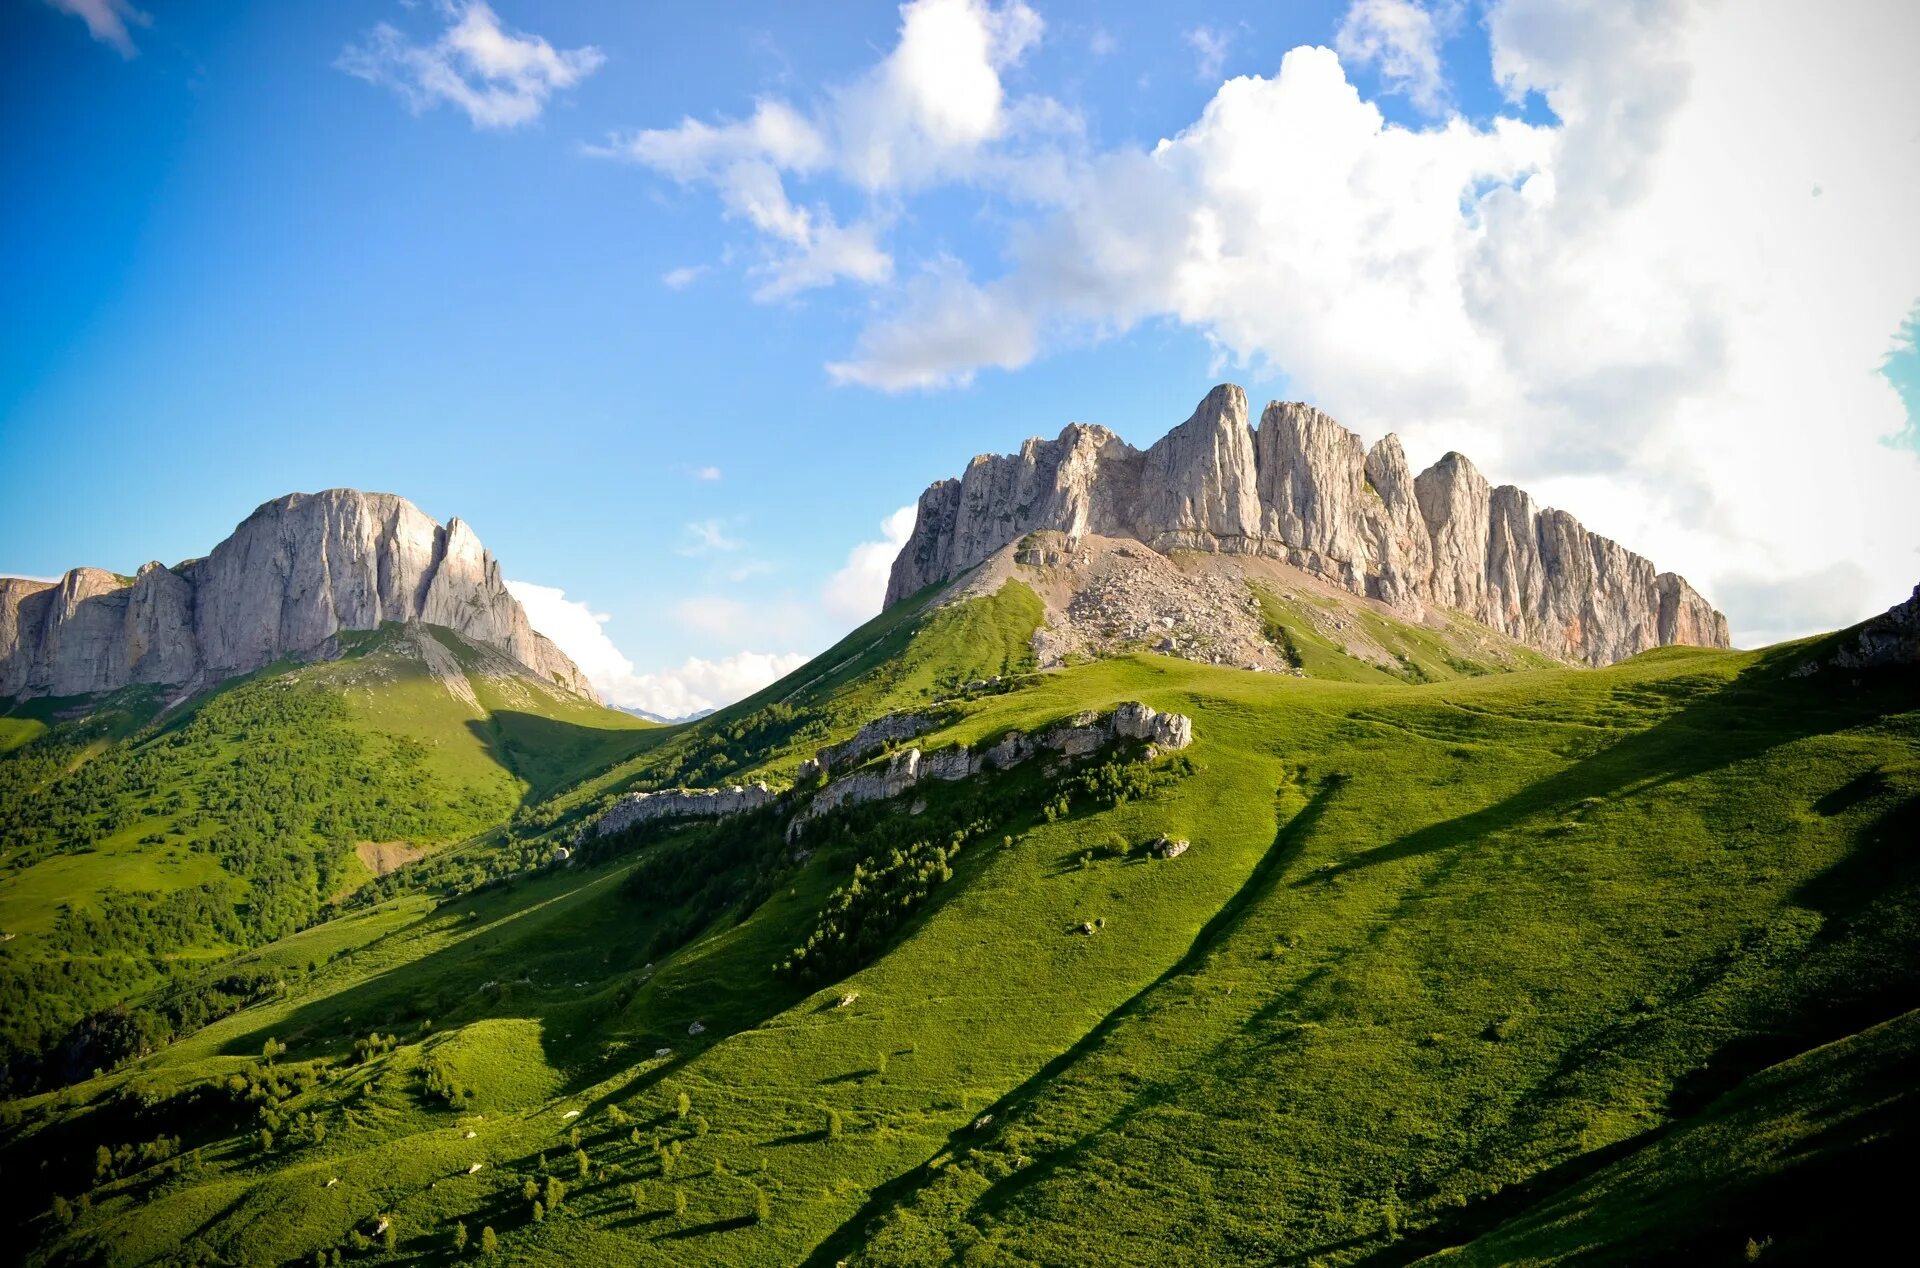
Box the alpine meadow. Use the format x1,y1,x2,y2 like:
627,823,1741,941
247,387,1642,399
4,2,1918,1266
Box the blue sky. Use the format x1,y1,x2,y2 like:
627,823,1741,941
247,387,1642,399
4,1,1917,713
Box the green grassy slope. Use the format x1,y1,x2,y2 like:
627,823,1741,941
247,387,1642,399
1441,1005,1920,1266
2,595,1912,1266
0,625,656,1086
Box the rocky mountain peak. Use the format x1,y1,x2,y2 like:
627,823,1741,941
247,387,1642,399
1,489,593,702
885,385,1730,666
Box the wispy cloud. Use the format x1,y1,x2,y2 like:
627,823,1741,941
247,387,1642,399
1335,0,1459,114
337,1,604,129
46,0,150,58
691,464,723,481
662,265,709,290
1183,25,1233,80
679,519,743,555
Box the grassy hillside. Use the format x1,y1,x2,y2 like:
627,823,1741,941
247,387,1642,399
0,624,657,1088
1,586,1912,1265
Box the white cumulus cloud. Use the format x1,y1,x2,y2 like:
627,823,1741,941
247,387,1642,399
338,1,604,130
594,0,1058,299
506,580,808,718
707,0,1920,646
618,651,810,720
822,505,920,622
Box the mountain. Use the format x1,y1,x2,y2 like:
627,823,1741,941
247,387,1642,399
2,563,1911,1266
0,618,657,1090
888,385,1728,667
1,464,1913,1268
620,705,717,725
0,489,593,703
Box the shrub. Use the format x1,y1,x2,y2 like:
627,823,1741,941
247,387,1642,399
827,1108,842,1139
574,1148,590,1180
675,1090,691,1119
452,1221,467,1253
530,1200,544,1223
544,1175,565,1208
480,1227,497,1256
674,1186,688,1219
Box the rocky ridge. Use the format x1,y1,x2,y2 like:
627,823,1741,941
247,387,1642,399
585,702,1195,843
593,782,778,837
789,700,1192,836
1804,584,1920,673
0,489,592,701
886,385,1729,667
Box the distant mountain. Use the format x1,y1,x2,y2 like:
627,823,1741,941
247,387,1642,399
619,705,716,725
0,489,593,703
0,620,652,1087
888,384,1728,666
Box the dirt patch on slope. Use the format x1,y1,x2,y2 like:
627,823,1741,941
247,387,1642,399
355,840,425,877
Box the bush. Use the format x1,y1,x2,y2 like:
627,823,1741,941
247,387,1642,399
481,1227,497,1256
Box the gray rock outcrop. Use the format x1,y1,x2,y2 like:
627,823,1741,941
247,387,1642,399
801,712,938,780
0,489,593,701
885,386,1729,666
1823,584,1920,671
790,702,1193,835
593,782,776,837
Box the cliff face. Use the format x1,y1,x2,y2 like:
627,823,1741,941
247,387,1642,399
0,489,594,701
886,385,1729,666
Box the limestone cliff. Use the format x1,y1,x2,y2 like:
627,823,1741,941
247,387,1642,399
886,385,1729,666
0,489,594,701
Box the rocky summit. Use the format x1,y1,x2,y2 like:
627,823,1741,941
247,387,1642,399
0,489,592,701
886,385,1730,666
